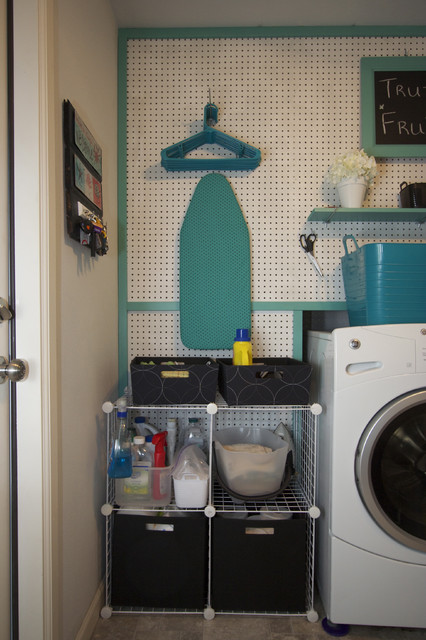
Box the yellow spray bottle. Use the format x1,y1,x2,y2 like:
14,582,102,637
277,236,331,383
232,329,253,365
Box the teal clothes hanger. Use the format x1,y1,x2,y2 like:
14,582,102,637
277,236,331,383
161,102,261,171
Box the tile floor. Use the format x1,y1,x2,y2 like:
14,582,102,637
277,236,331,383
90,598,426,640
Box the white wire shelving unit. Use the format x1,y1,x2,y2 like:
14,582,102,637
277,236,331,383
100,399,321,621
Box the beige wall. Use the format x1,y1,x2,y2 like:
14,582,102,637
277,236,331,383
54,1,117,637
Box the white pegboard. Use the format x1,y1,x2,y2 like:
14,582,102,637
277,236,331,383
125,34,426,357
128,311,293,360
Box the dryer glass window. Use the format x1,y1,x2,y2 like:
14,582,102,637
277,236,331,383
371,403,426,543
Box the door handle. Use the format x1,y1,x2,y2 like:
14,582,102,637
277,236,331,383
0,357,29,383
0,297,13,323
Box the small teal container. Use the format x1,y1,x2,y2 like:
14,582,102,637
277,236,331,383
341,235,426,326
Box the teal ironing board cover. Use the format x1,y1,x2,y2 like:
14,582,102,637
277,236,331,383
180,173,251,349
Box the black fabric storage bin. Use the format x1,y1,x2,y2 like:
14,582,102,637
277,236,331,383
399,182,426,208
218,358,312,406
130,357,219,405
211,516,307,612
111,513,208,609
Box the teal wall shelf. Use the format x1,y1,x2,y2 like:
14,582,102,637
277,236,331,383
309,208,426,224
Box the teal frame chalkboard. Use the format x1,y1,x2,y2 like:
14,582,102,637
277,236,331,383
361,56,426,158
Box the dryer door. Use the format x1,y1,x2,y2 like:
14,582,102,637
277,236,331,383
356,389,426,553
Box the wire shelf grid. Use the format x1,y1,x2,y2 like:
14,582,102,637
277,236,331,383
103,402,319,618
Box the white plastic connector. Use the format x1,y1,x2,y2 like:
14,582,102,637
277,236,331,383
308,505,321,519
204,504,216,518
310,403,322,415
203,606,215,620
307,609,319,623
207,402,217,415
101,503,113,517
100,606,112,619
116,396,127,411
102,401,114,414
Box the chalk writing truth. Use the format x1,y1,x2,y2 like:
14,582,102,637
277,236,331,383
374,70,426,145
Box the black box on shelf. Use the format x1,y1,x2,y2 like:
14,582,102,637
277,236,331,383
211,515,307,612
111,512,208,609
218,358,312,406
130,357,219,405
399,181,426,208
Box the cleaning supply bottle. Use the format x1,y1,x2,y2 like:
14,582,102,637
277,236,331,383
123,435,153,497
152,431,168,500
166,418,178,465
186,417,204,450
134,415,158,436
144,434,155,457
108,399,132,478
233,328,253,365
128,419,138,443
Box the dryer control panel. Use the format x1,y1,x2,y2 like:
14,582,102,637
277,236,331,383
416,327,426,373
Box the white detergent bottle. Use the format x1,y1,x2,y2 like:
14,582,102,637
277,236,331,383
166,418,178,465
123,436,153,499
144,434,155,458
134,415,158,437
185,417,204,451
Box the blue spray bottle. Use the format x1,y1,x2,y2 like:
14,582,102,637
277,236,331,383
108,398,132,478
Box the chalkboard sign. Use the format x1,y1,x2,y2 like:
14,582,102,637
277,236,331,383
361,57,426,158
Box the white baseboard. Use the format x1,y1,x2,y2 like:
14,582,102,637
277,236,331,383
75,581,104,640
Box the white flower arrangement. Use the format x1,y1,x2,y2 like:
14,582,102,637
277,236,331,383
325,149,377,186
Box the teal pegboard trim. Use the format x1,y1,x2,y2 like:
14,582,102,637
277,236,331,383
292,310,304,361
128,302,180,311
119,26,426,40
251,301,347,311
309,208,426,223
122,301,346,385
125,301,347,311
118,31,129,395
123,301,346,368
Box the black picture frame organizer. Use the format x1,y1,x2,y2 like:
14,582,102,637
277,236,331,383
62,100,108,256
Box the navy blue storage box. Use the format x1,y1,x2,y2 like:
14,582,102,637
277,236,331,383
130,357,219,405
211,515,307,612
111,512,208,609
218,358,312,406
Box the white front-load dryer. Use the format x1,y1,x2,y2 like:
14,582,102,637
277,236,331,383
308,324,426,629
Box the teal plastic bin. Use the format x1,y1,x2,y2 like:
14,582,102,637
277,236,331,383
341,235,426,326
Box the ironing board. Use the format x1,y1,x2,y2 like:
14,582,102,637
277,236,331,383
180,174,251,349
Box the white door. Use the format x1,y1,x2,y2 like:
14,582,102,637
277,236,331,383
1,1,54,638
0,1,11,638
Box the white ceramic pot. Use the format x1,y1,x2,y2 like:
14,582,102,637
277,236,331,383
337,177,368,208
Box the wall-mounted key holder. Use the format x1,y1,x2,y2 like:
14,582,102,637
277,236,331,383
63,100,108,256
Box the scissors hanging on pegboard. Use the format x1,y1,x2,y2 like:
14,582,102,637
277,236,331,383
299,233,323,277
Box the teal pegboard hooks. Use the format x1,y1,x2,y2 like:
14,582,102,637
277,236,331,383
161,101,261,171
